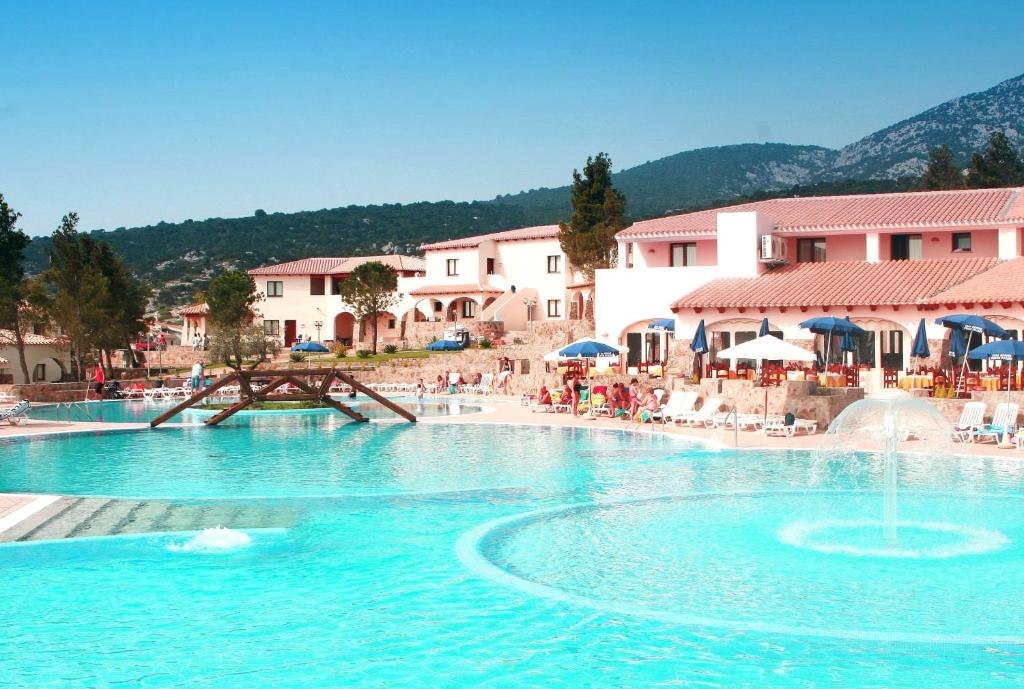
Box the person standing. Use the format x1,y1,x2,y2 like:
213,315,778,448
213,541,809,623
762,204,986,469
190,360,204,392
92,363,106,399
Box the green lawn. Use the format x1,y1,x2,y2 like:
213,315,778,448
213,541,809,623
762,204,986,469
304,350,433,363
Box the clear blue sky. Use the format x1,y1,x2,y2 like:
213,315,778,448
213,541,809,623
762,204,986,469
3,0,1022,236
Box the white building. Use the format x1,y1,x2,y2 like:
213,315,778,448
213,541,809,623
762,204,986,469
0,329,68,384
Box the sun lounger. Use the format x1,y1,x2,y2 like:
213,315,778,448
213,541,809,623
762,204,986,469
0,399,30,426
661,391,699,422
952,402,986,443
676,397,725,427
973,403,1019,444
764,417,818,437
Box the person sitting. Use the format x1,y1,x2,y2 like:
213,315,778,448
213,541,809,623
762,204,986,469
557,384,572,406
627,379,641,417
537,385,552,406
471,371,482,386
633,387,659,423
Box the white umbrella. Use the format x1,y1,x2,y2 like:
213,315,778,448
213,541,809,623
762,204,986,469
715,335,816,424
715,334,816,362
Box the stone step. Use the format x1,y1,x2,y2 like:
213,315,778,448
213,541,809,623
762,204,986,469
72,500,139,538
111,501,173,535
21,498,109,541
0,498,77,542
158,504,208,532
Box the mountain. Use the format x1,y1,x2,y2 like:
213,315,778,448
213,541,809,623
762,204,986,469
23,72,1024,312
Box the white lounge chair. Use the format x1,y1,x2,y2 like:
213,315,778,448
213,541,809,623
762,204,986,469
952,402,986,443
764,417,818,437
676,397,725,427
661,391,699,422
973,403,1019,444
0,399,30,426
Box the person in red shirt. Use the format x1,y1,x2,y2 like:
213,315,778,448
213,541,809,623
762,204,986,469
93,364,106,398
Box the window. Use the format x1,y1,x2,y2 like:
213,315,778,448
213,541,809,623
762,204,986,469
32,363,45,381
952,232,972,252
309,276,326,295
446,258,459,276
547,255,561,273
486,258,495,275
266,281,284,297
433,301,442,312
796,238,826,263
547,299,561,317
263,320,280,336
331,277,344,295
387,319,396,329
461,300,476,318
891,234,922,260
670,242,697,267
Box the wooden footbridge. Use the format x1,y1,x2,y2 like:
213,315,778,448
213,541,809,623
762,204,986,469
150,367,416,427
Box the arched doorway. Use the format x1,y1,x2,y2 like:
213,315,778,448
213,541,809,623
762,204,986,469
334,312,356,346
447,297,479,322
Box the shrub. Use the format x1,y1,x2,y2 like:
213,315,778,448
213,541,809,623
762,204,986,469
289,352,306,362
356,349,372,359
479,339,493,349
382,344,398,354
428,335,439,344
331,342,347,356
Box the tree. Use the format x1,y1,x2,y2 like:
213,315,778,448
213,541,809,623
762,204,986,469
558,153,627,278
209,324,279,371
206,270,261,369
42,214,110,380
338,261,399,354
0,193,31,382
966,131,1024,188
90,241,151,371
919,145,965,190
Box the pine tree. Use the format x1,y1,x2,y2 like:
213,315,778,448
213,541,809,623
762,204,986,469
0,193,31,382
338,261,399,354
919,145,965,190
558,153,627,278
206,270,261,370
966,131,1024,188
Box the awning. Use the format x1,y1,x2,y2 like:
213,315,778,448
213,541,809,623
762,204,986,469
408,284,503,297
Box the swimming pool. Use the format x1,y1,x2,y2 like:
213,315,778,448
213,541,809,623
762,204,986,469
2,418,1022,687
29,396,483,424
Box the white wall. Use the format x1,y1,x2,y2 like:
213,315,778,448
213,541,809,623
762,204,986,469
492,238,569,320
0,344,67,384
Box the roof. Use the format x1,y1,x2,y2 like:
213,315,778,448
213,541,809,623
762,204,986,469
248,255,425,275
420,224,560,251
176,303,209,316
670,258,1001,310
0,329,62,346
921,257,1024,305
620,187,1024,239
408,283,504,297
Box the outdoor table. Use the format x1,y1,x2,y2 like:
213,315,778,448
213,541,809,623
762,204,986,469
980,376,1001,391
823,372,845,388
899,374,932,391
786,370,805,381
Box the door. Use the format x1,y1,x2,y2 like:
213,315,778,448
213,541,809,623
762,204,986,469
881,330,903,370
284,320,297,347
626,332,642,368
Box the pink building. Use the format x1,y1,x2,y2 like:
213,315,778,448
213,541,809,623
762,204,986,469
594,187,1024,375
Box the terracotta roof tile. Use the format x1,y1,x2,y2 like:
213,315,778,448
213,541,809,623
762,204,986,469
176,303,209,316
0,329,62,346
670,258,1000,310
921,258,1024,305
420,225,560,251
249,255,424,275
408,283,504,297
621,187,1024,239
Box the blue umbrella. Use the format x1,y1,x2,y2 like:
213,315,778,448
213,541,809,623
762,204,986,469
948,328,967,358
934,314,1008,338
911,318,930,359
690,319,709,355
936,314,1008,395
839,331,857,353
648,318,675,332
559,340,621,358
968,339,1024,361
759,317,770,337
291,341,329,353
799,316,864,366
426,339,463,351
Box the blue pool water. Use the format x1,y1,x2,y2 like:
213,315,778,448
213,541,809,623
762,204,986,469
29,396,483,424
2,417,1023,687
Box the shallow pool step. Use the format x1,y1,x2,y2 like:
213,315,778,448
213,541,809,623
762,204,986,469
0,498,111,542
112,501,173,535
0,498,77,542
71,500,140,538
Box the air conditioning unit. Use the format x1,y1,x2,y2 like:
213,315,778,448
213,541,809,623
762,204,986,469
759,234,788,264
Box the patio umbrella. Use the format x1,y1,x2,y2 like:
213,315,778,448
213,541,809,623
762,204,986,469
426,339,463,351
647,318,675,332
911,318,930,372
291,341,330,353
716,334,816,423
690,319,709,380
559,339,623,358
543,338,625,362
758,317,770,337
799,316,865,367
935,314,1008,396
968,339,1024,445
